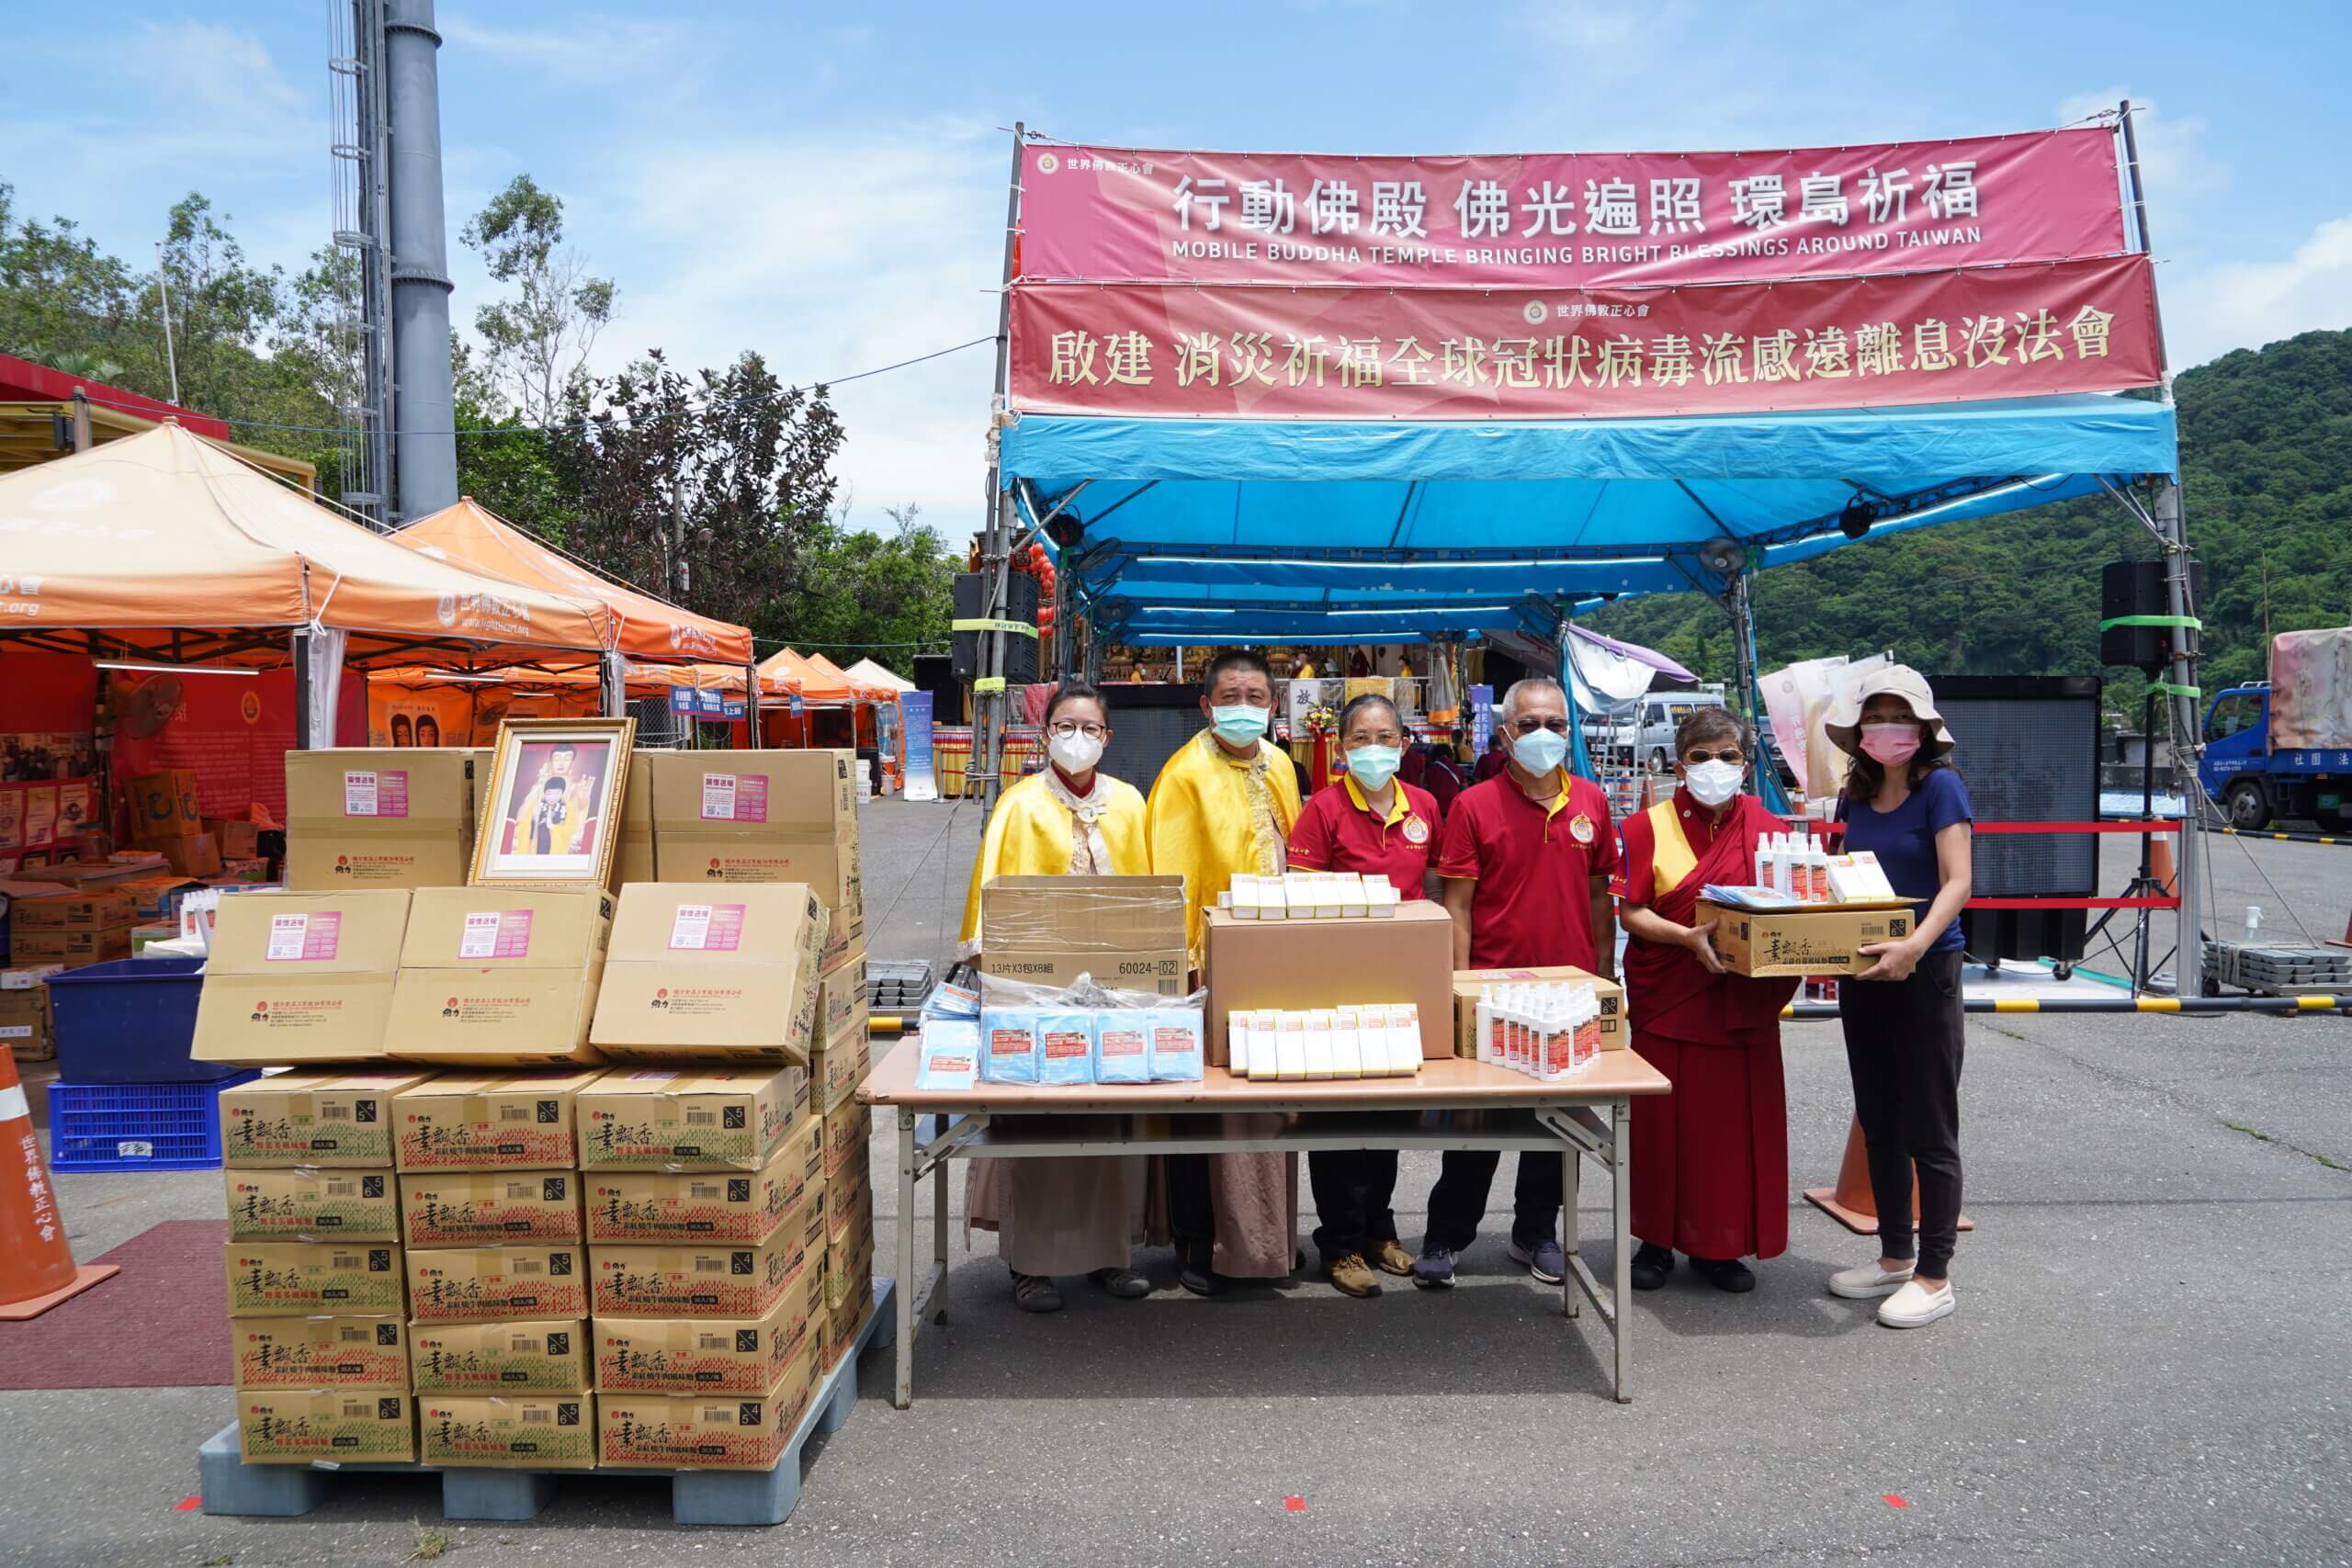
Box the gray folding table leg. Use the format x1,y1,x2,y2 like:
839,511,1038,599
1612,1097,1632,1404
1561,1140,1580,1319
932,1132,951,1325
895,1109,917,1409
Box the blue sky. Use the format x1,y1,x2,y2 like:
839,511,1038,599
6,1,2350,532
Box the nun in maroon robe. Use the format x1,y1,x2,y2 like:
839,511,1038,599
1612,771,1802,1291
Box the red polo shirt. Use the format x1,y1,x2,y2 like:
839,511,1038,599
1286,775,1440,897
1436,772,1619,969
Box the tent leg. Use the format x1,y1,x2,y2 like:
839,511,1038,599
742,662,759,750
2154,478,2206,987
291,628,313,751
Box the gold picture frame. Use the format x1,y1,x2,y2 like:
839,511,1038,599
468,716,637,887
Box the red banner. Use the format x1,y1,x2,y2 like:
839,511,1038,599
1019,130,2126,288
1007,254,2160,420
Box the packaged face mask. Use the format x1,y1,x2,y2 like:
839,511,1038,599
915,1021,980,1092
978,1009,1042,1085
1093,1013,1151,1085
1147,1008,1204,1082
1037,1010,1096,1087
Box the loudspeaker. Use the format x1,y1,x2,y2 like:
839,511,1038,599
2099,559,2204,671
951,573,1040,684
1934,675,2102,963
911,654,956,699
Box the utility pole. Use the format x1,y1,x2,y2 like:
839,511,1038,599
153,242,182,406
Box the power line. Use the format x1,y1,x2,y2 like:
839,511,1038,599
49,335,997,440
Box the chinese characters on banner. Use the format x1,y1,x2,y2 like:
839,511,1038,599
1007,254,2160,420
1017,130,2128,288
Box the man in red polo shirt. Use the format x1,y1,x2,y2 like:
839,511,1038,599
1412,676,1619,1290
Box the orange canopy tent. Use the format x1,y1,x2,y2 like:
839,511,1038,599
0,424,611,677
758,648,847,702
394,497,755,668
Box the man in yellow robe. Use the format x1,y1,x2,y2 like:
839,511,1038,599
1146,648,1302,1294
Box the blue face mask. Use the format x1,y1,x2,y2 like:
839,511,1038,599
1510,727,1568,777
1209,704,1270,746
1345,744,1403,790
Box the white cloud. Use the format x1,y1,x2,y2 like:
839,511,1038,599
565,118,1011,536
437,13,695,84
2166,216,2352,367
2054,90,2226,249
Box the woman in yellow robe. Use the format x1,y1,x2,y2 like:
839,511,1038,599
957,682,1156,1313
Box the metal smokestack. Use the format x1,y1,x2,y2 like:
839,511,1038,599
384,0,457,518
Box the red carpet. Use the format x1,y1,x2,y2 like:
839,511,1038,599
0,1220,231,1389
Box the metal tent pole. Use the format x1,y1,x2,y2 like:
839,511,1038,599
291,628,314,750
976,121,1025,819
2120,96,2205,985
741,661,760,750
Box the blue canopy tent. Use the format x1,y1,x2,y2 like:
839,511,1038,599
1003,390,2178,806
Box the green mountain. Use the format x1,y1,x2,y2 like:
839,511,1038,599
1586,328,2352,716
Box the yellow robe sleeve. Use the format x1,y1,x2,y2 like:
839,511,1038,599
958,773,1151,953
1147,733,1303,955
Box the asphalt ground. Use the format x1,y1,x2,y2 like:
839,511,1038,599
4,796,2346,1567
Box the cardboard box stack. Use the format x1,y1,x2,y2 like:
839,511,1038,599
1202,901,1455,1066
386,886,613,1066
394,1070,597,1470
124,768,223,878
578,1065,826,1468
0,964,61,1061
647,751,863,972
283,750,476,891
8,886,135,970
221,1068,435,1464
190,891,413,1066
213,739,882,1477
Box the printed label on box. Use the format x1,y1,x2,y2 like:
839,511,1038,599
266,911,342,962
695,772,768,823
343,769,410,818
669,903,745,952
458,910,535,960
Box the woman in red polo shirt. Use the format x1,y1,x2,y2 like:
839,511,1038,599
1285,693,1439,1300
1612,707,1802,1294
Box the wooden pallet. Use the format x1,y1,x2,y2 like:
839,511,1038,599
198,1279,894,1528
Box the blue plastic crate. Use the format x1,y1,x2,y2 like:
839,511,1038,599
46,1073,258,1172
46,955,239,1083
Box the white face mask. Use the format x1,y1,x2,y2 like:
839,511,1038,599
1683,759,1744,807
1048,729,1104,773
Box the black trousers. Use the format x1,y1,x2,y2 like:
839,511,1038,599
1164,1149,1215,1262
1308,1146,1401,1260
1839,947,1966,1278
1423,1149,1563,1253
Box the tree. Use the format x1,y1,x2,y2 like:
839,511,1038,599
462,175,616,424
555,350,845,626
762,502,956,663
1587,327,2352,720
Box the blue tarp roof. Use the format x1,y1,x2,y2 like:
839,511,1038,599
1000,393,2177,645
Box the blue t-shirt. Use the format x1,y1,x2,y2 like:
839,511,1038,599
1840,768,1973,953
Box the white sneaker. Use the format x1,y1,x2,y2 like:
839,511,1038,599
1876,1279,1956,1328
1827,1261,1915,1300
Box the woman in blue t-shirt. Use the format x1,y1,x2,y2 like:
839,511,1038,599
1823,667,1973,1330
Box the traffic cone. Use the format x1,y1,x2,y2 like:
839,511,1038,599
0,1047,118,1320
2149,833,2177,897
1802,1117,1973,1235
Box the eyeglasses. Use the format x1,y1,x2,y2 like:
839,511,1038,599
1510,716,1569,736
1682,749,1745,766
1046,721,1108,741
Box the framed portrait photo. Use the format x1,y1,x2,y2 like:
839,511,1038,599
469,716,637,886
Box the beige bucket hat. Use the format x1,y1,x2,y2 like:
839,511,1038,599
1824,663,1955,759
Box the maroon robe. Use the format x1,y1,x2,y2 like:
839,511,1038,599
1614,791,1802,1260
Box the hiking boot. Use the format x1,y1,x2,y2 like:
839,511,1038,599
1327,1252,1382,1299
1370,1238,1416,1277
